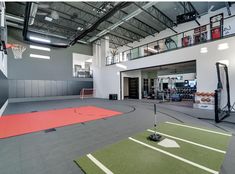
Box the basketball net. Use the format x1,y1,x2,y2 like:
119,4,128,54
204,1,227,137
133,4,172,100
7,44,26,59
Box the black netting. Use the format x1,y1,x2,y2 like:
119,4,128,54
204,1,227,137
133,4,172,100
215,63,231,123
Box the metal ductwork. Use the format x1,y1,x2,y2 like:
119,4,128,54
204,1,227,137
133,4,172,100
7,17,88,45
21,2,68,48
69,2,132,46
88,2,157,43
29,2,38,25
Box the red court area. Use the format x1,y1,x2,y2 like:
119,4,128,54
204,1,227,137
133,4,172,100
0,106,122,139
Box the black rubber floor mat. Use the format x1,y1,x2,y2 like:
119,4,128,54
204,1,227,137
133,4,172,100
30,111,38,113
44,128,56,133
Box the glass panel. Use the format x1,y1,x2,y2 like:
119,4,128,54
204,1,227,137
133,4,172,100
123,50,131,61
182,30,194,47
223,17,235,36
193,25,208,44
147,41,159,55
165,36,178,50
113,54,119,63
73,54,92,78
139,44,148,57
158,39,167,52
106,56,112,65
130,47,139,59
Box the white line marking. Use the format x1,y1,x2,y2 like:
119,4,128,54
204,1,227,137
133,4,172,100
87,154,113,174
147,129,226,154
166,122,232,137
129,137,219,174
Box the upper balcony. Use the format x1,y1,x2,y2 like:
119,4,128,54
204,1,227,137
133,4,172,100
106,14,235,66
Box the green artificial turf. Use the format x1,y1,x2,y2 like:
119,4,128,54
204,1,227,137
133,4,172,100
156,123,231,150
74,122,231,174
133,131,226,171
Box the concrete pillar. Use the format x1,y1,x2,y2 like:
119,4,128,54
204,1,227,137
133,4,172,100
100,36,109,67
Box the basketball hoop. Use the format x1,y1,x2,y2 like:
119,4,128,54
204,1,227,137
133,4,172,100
7,44,26,59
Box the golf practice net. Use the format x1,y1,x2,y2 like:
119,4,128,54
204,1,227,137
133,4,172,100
215,62,231,123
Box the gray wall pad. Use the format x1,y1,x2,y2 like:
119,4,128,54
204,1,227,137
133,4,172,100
8,80,93,98
0,70,8,108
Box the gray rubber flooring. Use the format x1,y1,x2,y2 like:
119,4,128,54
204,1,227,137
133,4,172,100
0,98,235,174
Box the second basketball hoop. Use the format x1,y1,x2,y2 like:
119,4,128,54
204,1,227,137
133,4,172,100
7,44,26,59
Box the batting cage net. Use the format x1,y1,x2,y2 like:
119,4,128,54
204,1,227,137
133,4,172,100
215,62,231,123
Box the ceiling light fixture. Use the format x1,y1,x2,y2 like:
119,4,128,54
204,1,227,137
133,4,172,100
30,45,51,51
77,27,84,31
30,54,50,59
200,47,208,53
218,43,229,50
44,16,53,22
29,36,51,43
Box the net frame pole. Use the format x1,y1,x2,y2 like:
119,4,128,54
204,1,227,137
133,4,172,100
214,89,219,123
215,62,231,122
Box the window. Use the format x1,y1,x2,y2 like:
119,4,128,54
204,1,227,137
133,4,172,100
73,53,93,78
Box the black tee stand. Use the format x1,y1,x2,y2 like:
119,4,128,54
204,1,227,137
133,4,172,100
148,104,162,142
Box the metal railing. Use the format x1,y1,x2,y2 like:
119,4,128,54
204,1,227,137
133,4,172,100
106,15,235,65
73,69,93,78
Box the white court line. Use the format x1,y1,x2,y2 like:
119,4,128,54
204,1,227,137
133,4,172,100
166,122,232,137
129,137,219,174
87,154,114,174
147,129,226,154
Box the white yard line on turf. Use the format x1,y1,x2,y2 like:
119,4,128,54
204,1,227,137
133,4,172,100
87,154,114,174
166,122,232,137
147,129,226,154
129,137,219,174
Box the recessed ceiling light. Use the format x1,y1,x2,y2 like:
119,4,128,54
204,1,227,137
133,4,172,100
77,27,84,31
218,43,229,50
30,54,50,59
200,47,208,53
44,16,53,22
30,45,51,51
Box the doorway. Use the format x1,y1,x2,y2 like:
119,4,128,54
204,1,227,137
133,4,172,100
128,78,139,99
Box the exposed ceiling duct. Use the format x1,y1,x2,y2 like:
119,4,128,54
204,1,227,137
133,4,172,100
69,2,132,46
29,2,38,25
88,2,158,43
6,14,88,44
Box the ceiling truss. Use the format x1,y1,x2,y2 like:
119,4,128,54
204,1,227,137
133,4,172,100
134,2,177,33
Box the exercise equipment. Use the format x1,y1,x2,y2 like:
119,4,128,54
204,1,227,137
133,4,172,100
148,104,162,142
210,13,223,40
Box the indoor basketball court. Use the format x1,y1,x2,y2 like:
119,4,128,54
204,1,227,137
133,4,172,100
0,1,235,174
